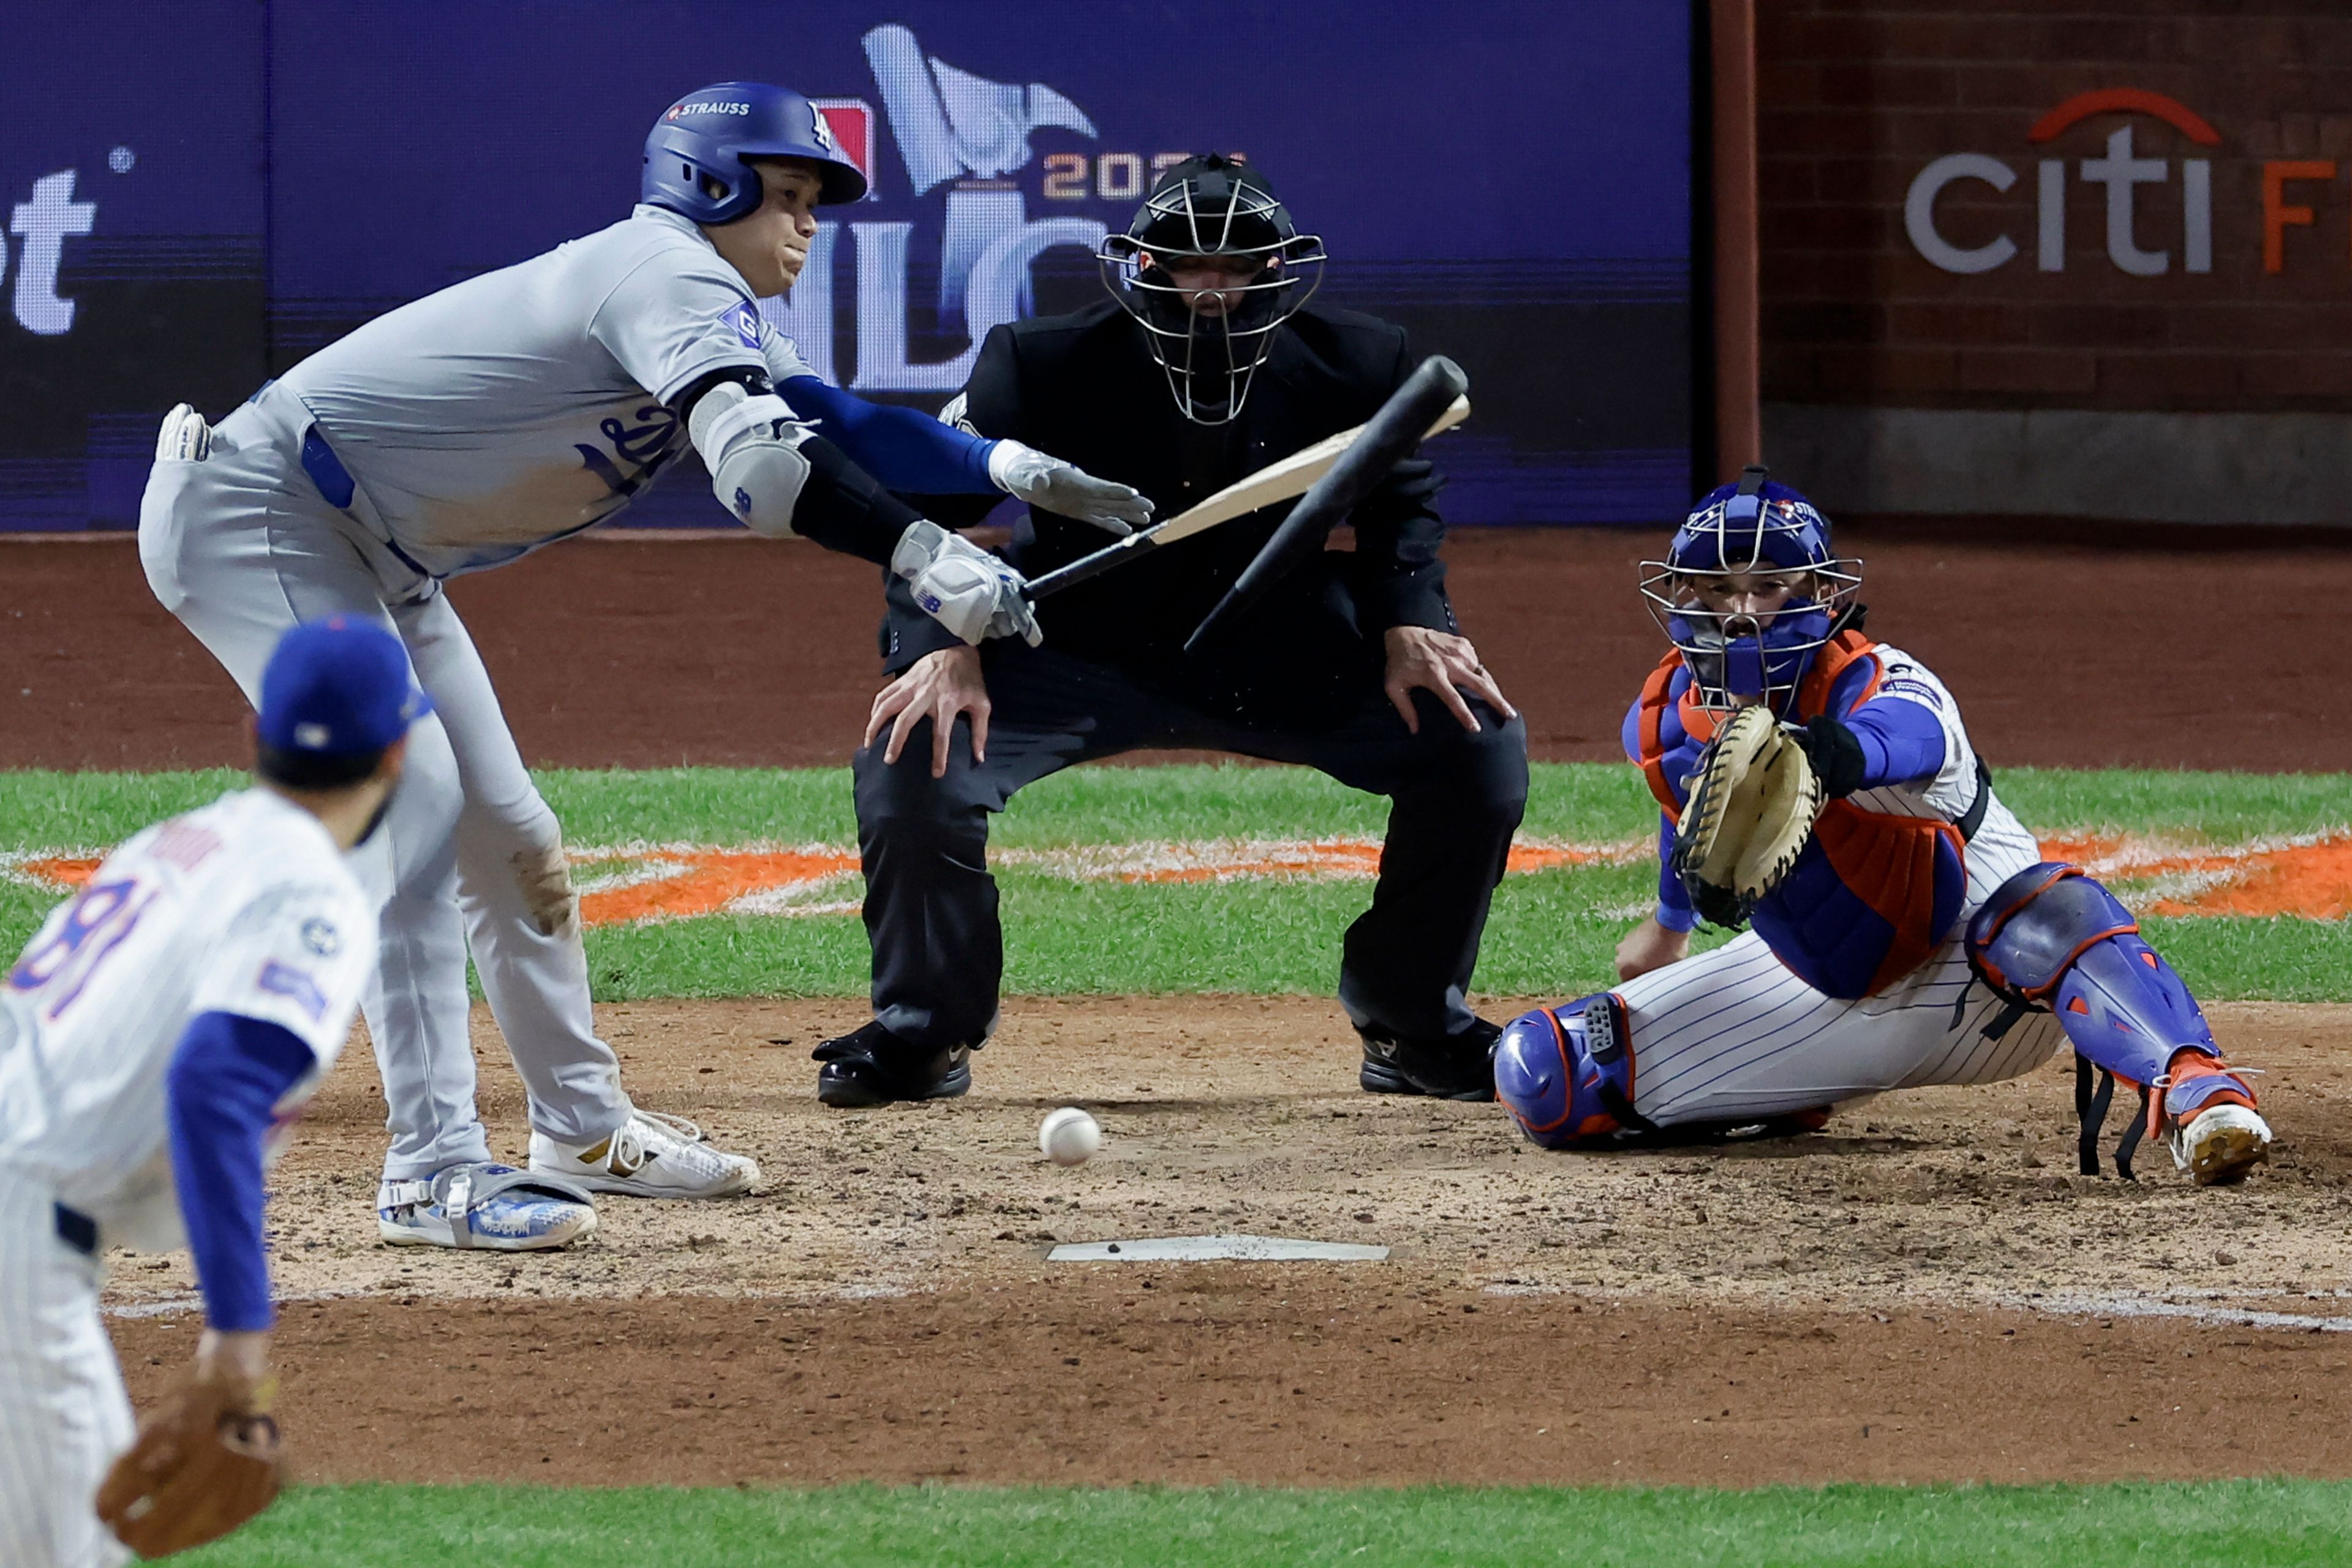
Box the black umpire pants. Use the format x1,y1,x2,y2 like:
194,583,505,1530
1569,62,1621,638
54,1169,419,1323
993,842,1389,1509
851,639,1530,1052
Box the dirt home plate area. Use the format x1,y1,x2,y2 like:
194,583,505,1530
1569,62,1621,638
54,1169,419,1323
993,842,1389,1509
17,526,2352,1488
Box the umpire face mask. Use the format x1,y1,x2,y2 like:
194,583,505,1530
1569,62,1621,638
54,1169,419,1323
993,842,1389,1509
1097,155,1327,425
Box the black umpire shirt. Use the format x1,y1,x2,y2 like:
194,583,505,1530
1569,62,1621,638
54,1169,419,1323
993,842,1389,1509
882,300,1458,728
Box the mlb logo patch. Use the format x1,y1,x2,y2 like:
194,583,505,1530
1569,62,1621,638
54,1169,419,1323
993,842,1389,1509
727,300,763,349
810,98,876,197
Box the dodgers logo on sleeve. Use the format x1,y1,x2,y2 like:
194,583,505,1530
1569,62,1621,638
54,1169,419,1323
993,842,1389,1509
727,300,763,350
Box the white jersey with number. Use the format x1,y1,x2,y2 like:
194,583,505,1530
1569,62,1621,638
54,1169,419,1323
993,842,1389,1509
276,204,816,578
0,789,375,1251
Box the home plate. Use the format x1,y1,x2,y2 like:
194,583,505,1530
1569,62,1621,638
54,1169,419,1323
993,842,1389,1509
1048,1234,1389,1262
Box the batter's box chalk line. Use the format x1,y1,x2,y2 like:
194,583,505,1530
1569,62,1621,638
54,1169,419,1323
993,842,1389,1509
1048,1234,1390,1262
2010,1288,2352,1333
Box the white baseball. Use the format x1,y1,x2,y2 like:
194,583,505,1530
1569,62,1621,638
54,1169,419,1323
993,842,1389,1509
1038,1106,1101,1166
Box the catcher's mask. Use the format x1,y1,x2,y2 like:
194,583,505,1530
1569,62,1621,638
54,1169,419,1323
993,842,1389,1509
1639,467,1863,719
1096,154,1327,425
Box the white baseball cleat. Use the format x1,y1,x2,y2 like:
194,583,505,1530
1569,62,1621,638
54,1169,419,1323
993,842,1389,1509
2156,1052,2271,1187
528,1109,759,1199
2171,1102,2272,1186
377,1163,598,1251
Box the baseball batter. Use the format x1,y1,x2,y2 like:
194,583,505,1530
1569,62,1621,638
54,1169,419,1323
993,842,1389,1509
138,83,1147,1250
0,619,434,1566
1494,470,2272,1185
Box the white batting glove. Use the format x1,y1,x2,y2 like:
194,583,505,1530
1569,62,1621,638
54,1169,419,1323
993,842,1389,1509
989,440,1152,536
155,402,213,462
891,521,1042,647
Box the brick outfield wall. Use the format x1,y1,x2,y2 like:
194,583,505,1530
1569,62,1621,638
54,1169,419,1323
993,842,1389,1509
1753,2,2352,521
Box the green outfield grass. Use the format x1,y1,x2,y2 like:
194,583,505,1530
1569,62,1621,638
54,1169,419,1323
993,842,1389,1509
6,764,2350,1003
177,1479,2352,1567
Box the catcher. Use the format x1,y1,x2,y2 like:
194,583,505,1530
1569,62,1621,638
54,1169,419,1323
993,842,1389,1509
1493,469,2273,1185
0,618,426,1564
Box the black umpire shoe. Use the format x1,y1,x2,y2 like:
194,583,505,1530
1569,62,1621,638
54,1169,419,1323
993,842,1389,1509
812,1020,973,1108
1357,1018,1502,1102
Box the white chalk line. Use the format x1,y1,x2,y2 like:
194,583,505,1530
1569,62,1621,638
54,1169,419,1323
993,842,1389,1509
2008,1289,2352,1333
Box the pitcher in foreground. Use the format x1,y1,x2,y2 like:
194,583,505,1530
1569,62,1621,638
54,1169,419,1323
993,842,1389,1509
0,619,435,1566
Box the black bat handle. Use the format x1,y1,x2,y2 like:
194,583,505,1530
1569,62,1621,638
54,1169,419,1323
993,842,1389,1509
1020,525,1164,601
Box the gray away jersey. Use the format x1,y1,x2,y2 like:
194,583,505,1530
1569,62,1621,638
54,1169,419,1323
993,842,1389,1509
279,205,815,578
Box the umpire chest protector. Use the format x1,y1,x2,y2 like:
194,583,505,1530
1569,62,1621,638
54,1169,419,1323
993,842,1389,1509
1634,631,1971,999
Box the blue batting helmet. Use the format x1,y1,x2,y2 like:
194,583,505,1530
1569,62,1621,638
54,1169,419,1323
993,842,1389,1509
1637,466,1862,717
642,83,867,223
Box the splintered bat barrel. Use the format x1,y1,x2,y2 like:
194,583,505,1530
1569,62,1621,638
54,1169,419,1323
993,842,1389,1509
1182,355,1471,656
1024,363,1470,605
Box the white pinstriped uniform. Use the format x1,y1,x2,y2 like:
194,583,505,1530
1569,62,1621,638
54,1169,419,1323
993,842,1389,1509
0,791,372,1568
0,1175,130,1568
1621,646,2066,1127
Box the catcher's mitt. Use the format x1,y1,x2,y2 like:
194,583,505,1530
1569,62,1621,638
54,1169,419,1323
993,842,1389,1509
1670,704,1825,929
95,1371,282,1558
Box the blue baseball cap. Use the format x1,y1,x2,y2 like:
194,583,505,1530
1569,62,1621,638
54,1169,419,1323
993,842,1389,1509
255,617,432,757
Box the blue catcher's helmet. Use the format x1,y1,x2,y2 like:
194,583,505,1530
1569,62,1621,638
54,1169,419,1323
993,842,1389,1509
643,83,867,224
1637,466,1862,717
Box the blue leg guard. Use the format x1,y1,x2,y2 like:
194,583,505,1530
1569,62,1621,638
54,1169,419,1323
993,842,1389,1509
1968,863,2255,1178
2052,930,2218,1088
1966,863,2216,1088
1493,993,1642,1148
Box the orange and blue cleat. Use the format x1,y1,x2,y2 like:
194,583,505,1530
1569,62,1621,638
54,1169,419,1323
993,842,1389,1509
2155,1050,2271,1186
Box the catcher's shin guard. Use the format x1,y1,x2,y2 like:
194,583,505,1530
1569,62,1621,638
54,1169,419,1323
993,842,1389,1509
2053,927,2220,1087
1494,993,1645,1148
1967,862,2258,1177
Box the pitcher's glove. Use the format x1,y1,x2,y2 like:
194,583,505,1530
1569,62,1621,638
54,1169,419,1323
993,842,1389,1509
96,1370,283,1558
1670,705,1825,929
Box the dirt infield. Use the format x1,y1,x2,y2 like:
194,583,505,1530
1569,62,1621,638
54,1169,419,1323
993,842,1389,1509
26,521,2352,1488
105,995,2352,1487
10,521,2352,772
